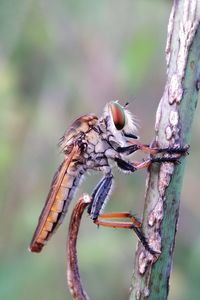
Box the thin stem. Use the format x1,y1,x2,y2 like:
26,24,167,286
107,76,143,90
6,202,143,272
67,194,91,300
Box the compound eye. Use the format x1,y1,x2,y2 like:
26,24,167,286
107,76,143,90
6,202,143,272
110,102,125,130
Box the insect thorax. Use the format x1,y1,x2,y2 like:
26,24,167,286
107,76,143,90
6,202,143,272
80,120,122,172
60,105,134,173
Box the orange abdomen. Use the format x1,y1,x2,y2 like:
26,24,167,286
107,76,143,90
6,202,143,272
29,159,84,253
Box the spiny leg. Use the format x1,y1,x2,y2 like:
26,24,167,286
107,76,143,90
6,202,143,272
94,212,157,255
88,177,157,254
116,143,189,156
115,156,180,173
135,143,189,155
87,159,172,254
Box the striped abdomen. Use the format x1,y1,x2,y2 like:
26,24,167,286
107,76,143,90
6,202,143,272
29,158,84,253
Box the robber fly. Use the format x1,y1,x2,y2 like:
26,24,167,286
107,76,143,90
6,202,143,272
29,101,187,253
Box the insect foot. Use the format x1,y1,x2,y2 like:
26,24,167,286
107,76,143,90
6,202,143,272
151,157,181,164
131,226,159,256
157,144,190,155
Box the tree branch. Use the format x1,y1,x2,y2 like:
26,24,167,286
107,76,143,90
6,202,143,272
130,1,200,299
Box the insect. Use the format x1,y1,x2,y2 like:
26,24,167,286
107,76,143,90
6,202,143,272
29,100,187,254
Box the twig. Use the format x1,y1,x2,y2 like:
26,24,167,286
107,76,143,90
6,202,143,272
67,194,91,300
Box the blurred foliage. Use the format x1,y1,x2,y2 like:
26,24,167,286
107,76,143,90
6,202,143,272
0,1,200,300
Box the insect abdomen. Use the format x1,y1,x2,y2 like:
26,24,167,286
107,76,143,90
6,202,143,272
29,165,84,253
48,170,84,235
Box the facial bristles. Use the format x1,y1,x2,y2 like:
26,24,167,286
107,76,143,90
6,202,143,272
123,107,138,134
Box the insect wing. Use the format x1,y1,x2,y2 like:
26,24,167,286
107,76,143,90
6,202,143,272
29,145,80,253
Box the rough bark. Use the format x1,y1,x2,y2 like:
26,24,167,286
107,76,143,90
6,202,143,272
130,1,200,299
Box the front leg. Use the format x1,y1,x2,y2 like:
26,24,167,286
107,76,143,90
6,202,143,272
116,143,189,156
115,156,180,173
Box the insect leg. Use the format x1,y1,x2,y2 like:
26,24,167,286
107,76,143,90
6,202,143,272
115,156,180,173
87,174,113,221
94,212,157,255
95,212,141,228
116,143,189,155
117,144,139,155
123,142,189,156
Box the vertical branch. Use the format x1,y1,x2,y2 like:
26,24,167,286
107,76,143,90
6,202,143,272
130,1,200,299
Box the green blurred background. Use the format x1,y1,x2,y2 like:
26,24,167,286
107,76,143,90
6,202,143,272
1,1,200,299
